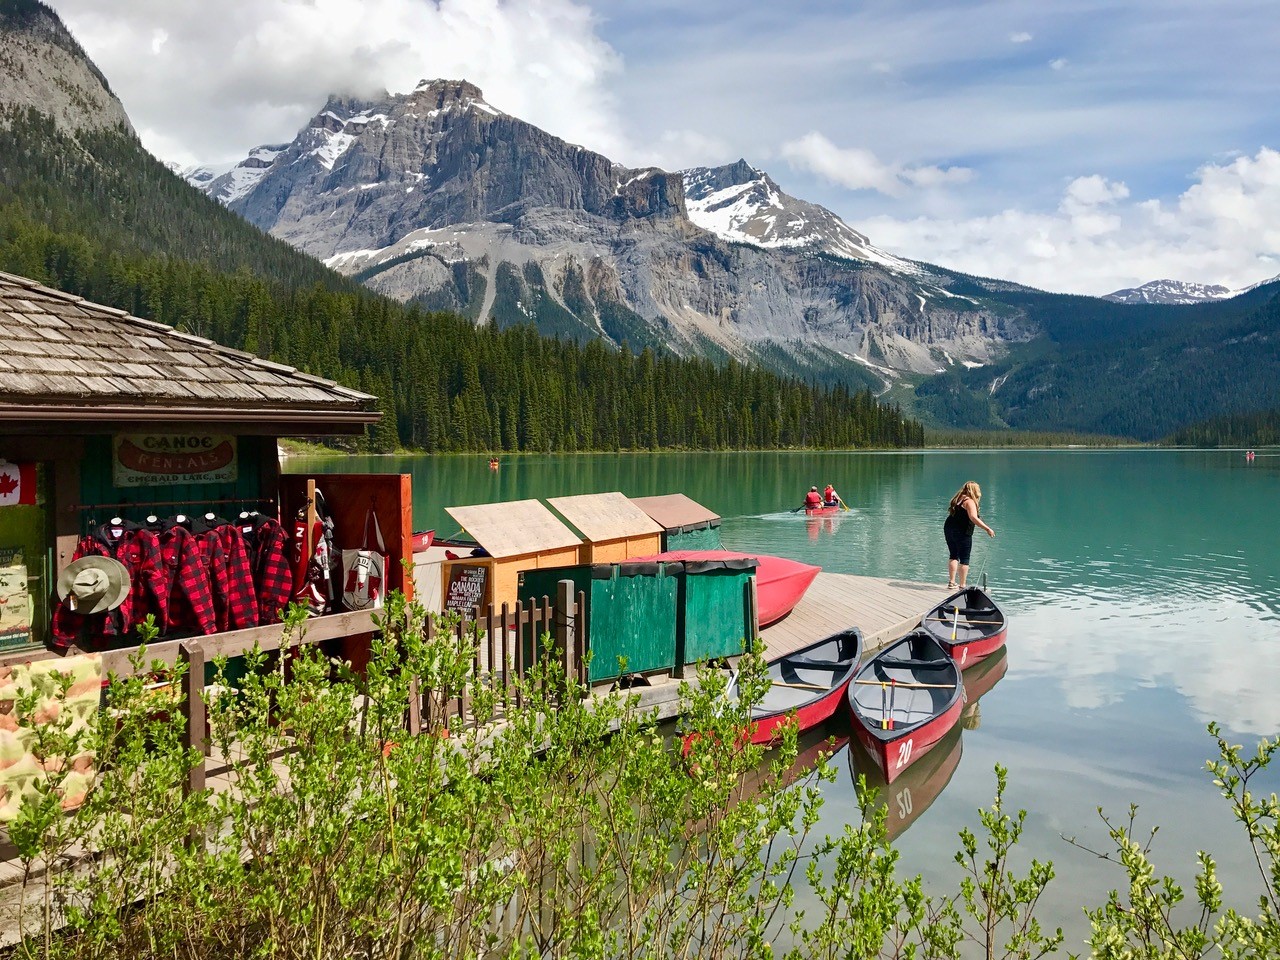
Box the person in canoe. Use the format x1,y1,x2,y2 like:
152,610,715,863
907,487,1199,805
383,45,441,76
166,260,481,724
943,481,995,589
823,483,842,508
804,486,823,510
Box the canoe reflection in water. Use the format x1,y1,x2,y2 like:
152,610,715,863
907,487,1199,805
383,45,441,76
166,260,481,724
848,644,1009,840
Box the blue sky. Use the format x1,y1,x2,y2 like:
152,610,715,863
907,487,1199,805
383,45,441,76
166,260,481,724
54,0,1280,295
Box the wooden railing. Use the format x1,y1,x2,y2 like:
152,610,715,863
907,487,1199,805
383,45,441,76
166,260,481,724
170,580,588,798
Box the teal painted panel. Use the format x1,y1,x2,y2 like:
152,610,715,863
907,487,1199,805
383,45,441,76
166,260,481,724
516,563,678,683
79,435,270,524
680,568,753,664
586,567,677,681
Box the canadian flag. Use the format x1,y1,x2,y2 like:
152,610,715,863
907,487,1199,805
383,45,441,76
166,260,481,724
0,460,36,507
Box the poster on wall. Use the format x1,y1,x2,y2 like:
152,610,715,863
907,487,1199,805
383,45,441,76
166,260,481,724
444,564,489,617
0,547,31,645
0,461,37,507
112,434,238,487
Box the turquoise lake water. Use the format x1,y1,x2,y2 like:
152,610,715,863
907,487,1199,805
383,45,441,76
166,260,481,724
289,448,1280,944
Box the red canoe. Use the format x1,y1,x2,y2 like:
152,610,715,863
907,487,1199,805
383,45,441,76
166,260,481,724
733,627,862,745
920,587,1007,668
628,549,821,626
803,503,841,517
847,631,964,785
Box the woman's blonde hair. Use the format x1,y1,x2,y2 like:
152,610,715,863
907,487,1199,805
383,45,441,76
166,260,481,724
949,481,982,512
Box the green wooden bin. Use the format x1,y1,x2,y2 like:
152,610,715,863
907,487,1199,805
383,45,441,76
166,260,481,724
517,561,680,683
665,525,724,551
677,556,758,665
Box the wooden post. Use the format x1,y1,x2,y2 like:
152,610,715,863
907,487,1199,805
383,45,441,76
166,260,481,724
406,677,421,736
555,579,576,686
574,589,588,686
304,478,317,563
180,641,207,798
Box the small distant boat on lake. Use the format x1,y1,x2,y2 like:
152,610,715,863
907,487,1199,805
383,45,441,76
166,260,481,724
488,457,500,470
628,549,820,626
802,503,841,517
731,627,862,745
920,586,1007,668
847,631,964,784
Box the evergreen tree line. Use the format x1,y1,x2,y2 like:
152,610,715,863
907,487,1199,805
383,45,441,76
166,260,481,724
1164,408,1280,446
0,116,922,451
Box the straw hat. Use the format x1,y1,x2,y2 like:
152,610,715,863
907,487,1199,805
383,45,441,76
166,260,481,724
56,557,130,614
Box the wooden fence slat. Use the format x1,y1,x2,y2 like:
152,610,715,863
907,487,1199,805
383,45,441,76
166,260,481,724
180,640,207,798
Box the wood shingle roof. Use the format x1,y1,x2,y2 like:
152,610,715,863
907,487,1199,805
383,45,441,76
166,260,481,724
0,271,379,433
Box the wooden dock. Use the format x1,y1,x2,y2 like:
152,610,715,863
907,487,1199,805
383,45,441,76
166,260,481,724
627,572,950,720
759,572,951,659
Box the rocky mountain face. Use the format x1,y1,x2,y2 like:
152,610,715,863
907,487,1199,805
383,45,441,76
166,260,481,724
0,0,133,139
1103,278,1236,305
196,79,1035,380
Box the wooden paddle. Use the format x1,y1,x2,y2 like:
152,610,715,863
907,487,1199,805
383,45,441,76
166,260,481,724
855,678,956,690
925,616,1004,625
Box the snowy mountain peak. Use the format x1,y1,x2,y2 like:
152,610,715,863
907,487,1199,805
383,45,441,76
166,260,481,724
1103,278,1235,305
681,161,917,273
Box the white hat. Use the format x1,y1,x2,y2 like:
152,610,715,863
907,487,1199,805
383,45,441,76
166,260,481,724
56,557,130,614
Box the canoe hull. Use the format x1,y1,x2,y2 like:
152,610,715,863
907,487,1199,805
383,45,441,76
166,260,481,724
847,632,965,785
803,504,841,517
921,587,1007,667
746,626,863,746
628,549,821,627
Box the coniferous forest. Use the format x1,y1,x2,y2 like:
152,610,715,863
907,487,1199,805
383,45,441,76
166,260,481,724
0,110,923,452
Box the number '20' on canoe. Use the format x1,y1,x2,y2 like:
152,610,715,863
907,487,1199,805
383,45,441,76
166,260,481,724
726,627,863,746
920,586,1007,668
847,631,964,784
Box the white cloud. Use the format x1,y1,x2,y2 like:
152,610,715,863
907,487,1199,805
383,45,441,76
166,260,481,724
54,0,626,167
781,131,972,198
1049,57,1069,70
859,147,1280,295
1009,31,1032,43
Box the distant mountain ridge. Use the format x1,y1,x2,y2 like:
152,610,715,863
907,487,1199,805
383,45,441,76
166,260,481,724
1103,278,1236,305
189,79,1034,379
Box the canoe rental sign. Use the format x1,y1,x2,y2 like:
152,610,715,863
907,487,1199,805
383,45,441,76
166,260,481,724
112,434,239,487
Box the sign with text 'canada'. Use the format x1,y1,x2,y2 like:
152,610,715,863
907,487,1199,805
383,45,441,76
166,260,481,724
112,434,239,487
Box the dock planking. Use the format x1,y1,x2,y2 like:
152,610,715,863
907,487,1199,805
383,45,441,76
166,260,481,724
760,572,952,659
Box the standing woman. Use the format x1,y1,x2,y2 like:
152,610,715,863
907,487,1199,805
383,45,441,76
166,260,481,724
944,481,995,589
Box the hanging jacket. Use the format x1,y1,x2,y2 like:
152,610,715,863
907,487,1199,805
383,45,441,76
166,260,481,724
214,521,259,630
90,521,168,635
161,523,217,635
245,515,292,625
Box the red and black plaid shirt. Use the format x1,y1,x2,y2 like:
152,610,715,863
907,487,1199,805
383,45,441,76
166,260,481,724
214,522,259,630
162,525,217,635
248,517,292,625
93,524,168,634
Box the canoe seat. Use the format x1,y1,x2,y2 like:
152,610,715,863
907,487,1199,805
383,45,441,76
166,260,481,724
941,606,997,617
877,657,952,670
784,656,855,670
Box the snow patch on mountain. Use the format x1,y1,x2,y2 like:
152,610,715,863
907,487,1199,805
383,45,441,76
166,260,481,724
1103,278,1235,305
682,161,920,274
